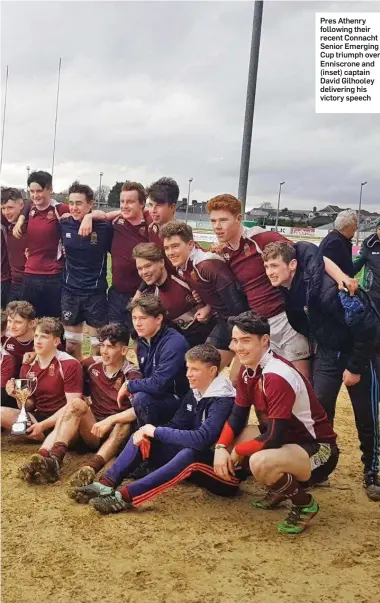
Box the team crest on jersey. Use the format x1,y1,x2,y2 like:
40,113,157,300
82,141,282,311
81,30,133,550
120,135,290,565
6,343,15,351
30,210,36,217
27,371,36,379
118,219,125,225
62,311,72,321
91,368,100,377
47,211,54,220
65,232,71,238
90,232,98,245
151,223,159,234
243,243,251,257
113,377,123,391
186,404,193,412
223,253,230,261
49,364,55,376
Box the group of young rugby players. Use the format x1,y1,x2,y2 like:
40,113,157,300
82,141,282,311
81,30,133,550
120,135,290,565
1,172,379,535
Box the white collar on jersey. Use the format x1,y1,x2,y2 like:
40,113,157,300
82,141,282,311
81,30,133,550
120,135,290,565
244,348,273,379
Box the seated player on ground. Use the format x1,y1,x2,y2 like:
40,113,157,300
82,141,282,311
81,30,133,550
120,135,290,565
1,309,17,407
116,294,189,427
60,183,112,359
213,312,338,535
68,343,239,513
1,318,83,479
133,242,214,346
16,323,142,486
2,301,36,374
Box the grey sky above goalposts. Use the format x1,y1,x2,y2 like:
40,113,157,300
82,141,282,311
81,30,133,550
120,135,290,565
1,0,379,211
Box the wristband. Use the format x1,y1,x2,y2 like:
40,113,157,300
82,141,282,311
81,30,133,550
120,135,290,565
215,444,227,450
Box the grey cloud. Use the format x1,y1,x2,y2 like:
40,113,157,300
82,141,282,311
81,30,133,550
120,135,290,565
1,0,379,210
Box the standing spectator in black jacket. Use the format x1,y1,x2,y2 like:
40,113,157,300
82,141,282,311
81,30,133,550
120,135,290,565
262,241,380,501
353,219,380,314
319,210,358,277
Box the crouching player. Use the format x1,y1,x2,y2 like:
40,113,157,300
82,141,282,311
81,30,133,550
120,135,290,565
1,318,83,479
214,312,338,534
68,344,240,513
19,324,142,486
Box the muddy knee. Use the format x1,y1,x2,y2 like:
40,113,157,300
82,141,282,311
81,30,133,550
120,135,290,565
63,398,88,419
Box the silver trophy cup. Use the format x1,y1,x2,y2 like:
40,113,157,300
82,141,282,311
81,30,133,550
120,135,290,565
11,378,37,436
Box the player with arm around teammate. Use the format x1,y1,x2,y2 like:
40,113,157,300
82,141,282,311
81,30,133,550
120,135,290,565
214,312,338,534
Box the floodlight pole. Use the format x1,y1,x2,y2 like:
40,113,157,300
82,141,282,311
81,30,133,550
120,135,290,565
238,1,264,215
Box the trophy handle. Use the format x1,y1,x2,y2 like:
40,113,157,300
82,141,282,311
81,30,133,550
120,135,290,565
28,377,38,397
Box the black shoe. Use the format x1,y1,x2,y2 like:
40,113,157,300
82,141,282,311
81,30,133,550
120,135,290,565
364,472,380,501
128,460,153,480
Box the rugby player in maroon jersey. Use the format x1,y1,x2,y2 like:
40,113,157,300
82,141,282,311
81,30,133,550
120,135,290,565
107,182,150,333
160,221,249,370
1,226,11,309
1,188,27,302
2,301,36,374
2,318,83,482
207,194,359,379
132,242,214,346
1,310,17,407
213,312,338,534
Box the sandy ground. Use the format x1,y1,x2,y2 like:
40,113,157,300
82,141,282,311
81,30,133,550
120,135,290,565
1,387,380,603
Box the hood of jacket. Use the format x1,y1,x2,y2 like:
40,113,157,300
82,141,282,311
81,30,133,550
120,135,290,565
193,373,236,402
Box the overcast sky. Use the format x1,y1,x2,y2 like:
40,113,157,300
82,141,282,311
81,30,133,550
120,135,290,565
1,1,379,211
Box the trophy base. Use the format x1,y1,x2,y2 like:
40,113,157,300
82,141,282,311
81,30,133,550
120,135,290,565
11,421,29,436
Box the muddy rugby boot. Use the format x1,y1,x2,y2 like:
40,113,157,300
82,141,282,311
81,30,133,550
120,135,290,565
89,491,132,514
18,453,60,484
69,466,96,488
67,481,114,504
251,489,288,510
277,498,319,535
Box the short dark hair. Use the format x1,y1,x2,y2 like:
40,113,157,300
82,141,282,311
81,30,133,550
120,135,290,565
35,317,64,339
146,177,179,206
68,183,94,202
128,294,166,318
6,300,36,321
228,311,270,337
27,171,52,189
1,187,23,205
261,242,296,264
98,323,130,346
160,221,193,244
132,242,164,263
1,310,8,332
186,343,221,371
121,181,147,205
